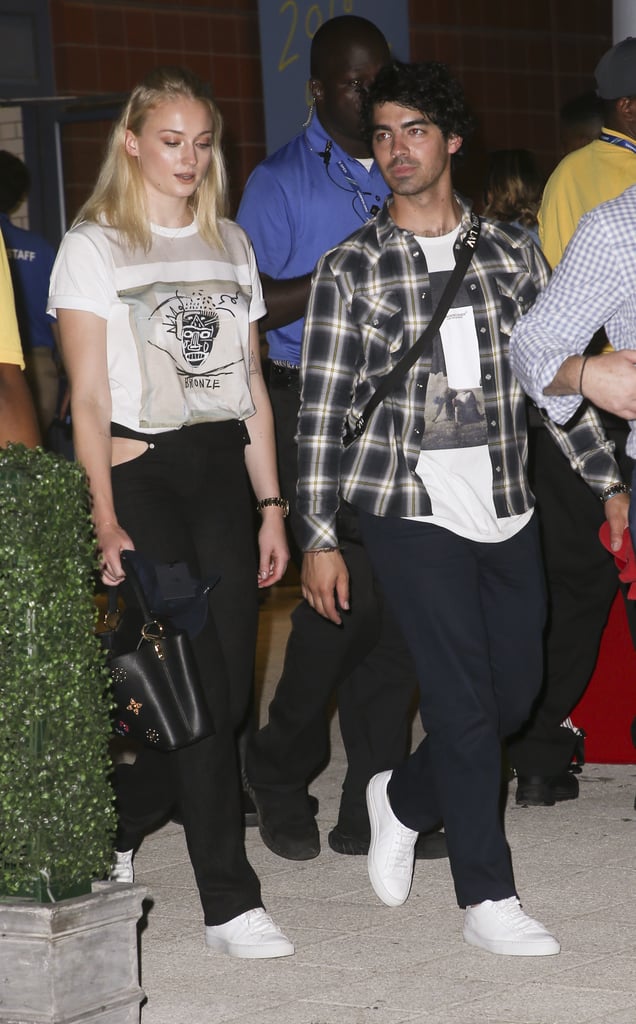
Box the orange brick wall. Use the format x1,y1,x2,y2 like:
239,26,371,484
408,1,612,200
49,0,612,218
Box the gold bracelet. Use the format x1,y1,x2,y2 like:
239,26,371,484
256,496,289,517
579,354,590,395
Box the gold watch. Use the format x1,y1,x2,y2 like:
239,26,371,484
256,496,289,517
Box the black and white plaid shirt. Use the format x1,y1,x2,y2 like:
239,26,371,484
297,197,620,551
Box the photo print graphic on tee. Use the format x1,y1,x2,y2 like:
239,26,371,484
420,307,486,453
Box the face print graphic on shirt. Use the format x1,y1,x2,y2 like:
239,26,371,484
120,281,248,427
169,293,220,368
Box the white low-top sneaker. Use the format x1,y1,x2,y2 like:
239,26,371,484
366,771,419,907
463,897,561,956
205,908,295,959
109,849,134,883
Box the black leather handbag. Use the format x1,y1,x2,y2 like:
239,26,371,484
99,553,215,751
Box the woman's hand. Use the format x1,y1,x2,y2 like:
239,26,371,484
96,520,135,586
256,510,290,588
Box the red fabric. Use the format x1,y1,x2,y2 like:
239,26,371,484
572,592,636,764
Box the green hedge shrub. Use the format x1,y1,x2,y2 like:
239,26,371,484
0,444,115,902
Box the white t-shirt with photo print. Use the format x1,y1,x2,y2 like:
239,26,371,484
409,227,531,542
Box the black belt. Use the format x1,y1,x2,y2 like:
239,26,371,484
270,364,300,389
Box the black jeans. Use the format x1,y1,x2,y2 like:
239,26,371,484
508,422,636,777
111,420,261,925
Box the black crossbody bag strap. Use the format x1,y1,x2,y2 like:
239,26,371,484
343,212,481,448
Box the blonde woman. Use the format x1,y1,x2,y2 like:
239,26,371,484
48,66,293,958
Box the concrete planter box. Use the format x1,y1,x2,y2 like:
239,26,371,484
0,881,148,1024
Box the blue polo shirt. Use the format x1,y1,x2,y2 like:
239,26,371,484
236,116,389,366
0,212,56,353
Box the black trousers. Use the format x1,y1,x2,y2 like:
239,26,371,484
247,375,418,834
110,421,262,925
507,422,636,777
359,512,546,908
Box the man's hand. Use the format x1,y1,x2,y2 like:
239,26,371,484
301,549,349,625
603,491,630,552
583,350,636,418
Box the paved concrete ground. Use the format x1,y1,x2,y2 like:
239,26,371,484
136,585,636,1024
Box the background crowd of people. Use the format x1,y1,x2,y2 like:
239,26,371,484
2,16,634,961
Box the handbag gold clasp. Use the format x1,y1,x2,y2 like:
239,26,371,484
142,620,166,660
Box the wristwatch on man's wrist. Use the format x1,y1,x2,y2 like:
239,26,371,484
599,482,630,504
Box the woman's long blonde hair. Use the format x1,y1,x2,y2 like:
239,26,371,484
73,66,228,251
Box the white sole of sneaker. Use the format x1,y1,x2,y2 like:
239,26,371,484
205,935,295,959
463,928,560,956
367,775,413,908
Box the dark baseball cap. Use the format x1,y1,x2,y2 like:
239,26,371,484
595,37,636,99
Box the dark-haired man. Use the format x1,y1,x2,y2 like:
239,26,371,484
297,60,626,955
237,16,426,863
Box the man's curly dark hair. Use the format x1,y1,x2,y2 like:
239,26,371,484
361,60,475,147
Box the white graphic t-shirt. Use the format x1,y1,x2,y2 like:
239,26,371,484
409,228,531,542
48,217,265,432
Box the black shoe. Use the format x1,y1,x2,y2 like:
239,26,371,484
248,785,320,860
515,772,579,807
243,789,259,828
328,825,448,860
243,789,318,828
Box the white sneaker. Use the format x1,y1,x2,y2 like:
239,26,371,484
366,771,418,907
205,908,295,959
463,897,560,956
109,849,134,883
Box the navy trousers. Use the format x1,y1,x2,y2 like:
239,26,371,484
358,511,546,908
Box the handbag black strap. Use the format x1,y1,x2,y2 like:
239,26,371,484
343,212,481,447
107,551,154,622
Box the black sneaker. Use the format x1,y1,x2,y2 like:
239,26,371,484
248,785,320,860
243,789,318,828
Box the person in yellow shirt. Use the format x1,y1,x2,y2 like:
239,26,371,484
0,232,39,447
509,38,636,806
541,36,636,267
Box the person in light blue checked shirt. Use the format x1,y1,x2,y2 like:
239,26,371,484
510,184,636,543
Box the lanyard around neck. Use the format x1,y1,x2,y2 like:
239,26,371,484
335,158,378,219
316,139,380,221
599,131,636,155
